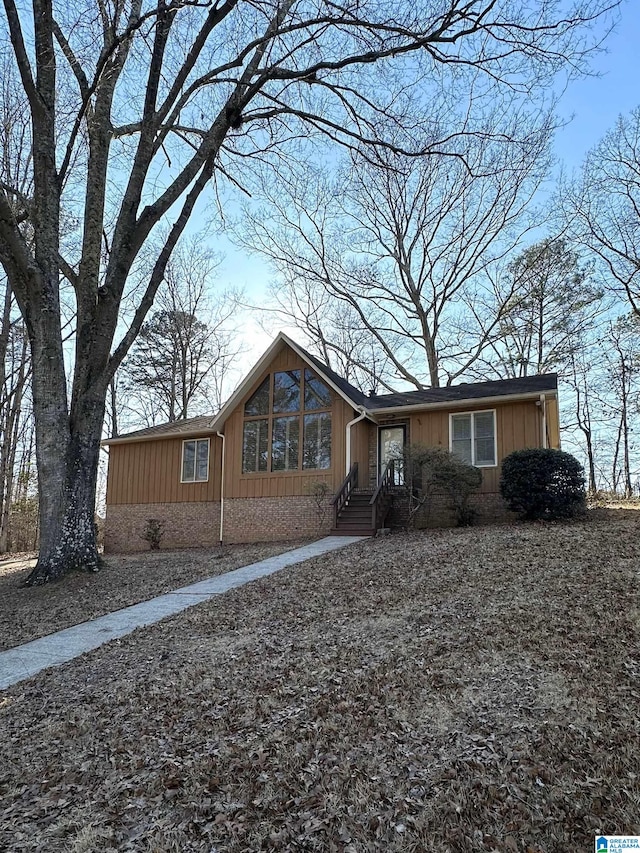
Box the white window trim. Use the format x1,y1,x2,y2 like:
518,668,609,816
449,409,497,468
181,438,210,483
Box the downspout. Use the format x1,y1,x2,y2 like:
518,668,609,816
539,394,547,449
216,431,225,545
345,407,368,476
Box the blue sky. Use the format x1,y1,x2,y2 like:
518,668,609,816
554,1,638,169
216,2,640,364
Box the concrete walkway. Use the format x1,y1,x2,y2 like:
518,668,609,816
0,536,365,691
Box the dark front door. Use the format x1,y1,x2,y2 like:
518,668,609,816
379,425,405,485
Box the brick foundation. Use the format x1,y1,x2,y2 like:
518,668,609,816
105,502,221,553
105,491,513,553
223,496,332,543
105,495,333,552
389,491,515,529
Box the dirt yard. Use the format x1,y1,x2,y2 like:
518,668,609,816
0,510,639,851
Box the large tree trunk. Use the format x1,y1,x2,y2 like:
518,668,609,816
25,386,105,585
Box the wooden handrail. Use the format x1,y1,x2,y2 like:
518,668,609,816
370,459,395,530
369,459,394,506
332,462,358,527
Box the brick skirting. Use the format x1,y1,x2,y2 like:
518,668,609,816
105,495,333,552
105,491,512,552
389,491,515,529
105,502,221,553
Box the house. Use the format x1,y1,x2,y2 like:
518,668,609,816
103,332,560,551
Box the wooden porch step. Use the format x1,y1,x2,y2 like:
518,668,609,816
330,527,375,536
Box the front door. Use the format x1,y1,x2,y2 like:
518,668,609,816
379,425,406,485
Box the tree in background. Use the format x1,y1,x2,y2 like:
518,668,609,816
569,107,640,316
242,108,554,389
601,316,640,497
119,240,238,427
0,0,620,583
566,348,599,495
471,238,604,379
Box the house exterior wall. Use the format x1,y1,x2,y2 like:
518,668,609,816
105,496,332,552
106,435,221,505
104,339,561,551
222,342,359,499
375,397,556,494
105,501,221,552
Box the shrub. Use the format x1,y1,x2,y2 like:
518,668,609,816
500,449,586,520
141,518,165,550
307,480,331,529
400,445,482,527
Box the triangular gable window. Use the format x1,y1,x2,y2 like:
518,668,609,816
244,376,270,416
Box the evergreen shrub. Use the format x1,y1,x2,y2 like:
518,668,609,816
500,448,586,520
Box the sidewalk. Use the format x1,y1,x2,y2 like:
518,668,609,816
0,536,365,690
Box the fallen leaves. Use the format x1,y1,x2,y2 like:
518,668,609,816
0,541,309,651
1,510,639,850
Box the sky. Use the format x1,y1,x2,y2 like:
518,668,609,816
553,1,639,168
210,2,640,374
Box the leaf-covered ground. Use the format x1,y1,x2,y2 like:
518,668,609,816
1,511,639,852
0,541,308,651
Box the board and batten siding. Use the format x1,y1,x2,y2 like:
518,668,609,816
383,398,558,494
223,343,360,499
106,435,221,505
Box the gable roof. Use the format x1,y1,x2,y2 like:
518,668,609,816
208,332,369,431
367,373,557,412
104,332,559,444
294,343,557,411
103,414,216,446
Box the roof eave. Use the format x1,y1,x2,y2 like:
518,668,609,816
102,425,217,447
369,388,557,417
210,332,367,431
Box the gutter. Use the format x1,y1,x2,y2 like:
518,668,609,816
539,394,547,449
216,431,226,545
345,407,368,475
369,388,557,418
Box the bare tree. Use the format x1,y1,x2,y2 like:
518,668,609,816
469,238,603,379
602,317,639,497
0,0,620,583
242,99,557,389
566,347,599,494
120,243,238,426
0,277,32,552
568,106,640,315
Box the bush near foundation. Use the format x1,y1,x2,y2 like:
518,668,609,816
500,449,586,520
400,445,482,527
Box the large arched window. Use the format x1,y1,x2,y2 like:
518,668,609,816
242,369,331,473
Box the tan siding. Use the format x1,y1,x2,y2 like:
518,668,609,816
546,398,560,449
399,399,548,495
225,342,347,499
106,337,559,511
350,418,370,482
107,435,220,505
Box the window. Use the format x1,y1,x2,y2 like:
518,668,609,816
303,413,331,469
182,438,210,482
450,410,496,467
244,377,270,416
272,416,299,471
242,368,332,472
273,370,300,413
304,368,331,410
242,419,268,473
